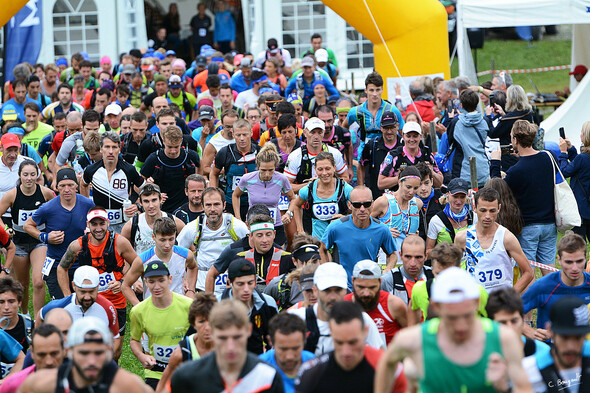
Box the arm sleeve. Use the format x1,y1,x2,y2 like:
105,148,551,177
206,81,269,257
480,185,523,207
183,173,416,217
284,152,300,180
558,152,578,178
129,306,143,341
321,222,335,250
427,216,443,240
381,225,397,253
0,226,11,248
139,155,156,178
97,296,120,338
281,175,292,193
285,79,296,97
56,138,74,166
31,203,47,226
0,330,23,362
333,150,347,174
176,224,196,250
298,185,309,202
214,147,226,170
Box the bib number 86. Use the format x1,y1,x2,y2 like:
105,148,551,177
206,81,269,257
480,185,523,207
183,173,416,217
478,269,502,283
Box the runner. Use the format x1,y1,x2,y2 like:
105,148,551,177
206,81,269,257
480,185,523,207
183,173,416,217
129,261,192,390
374,267,532,393
24,168,94,299
18,317,149,393
200,109,237,177
372,166,422,254
415,162,443,241
173,174,206,224
295,301,408,393
0,278,31,380
269,113,301,174
39,266,121,357
285,264,319,311
259,313,315,393
210,118,259,220
288,151,352,239
123,217,197,303
154,293,216,393
170,299,284,393
289,262,384,356
81,132,144,233
344,260,407,345
56,208,139,351
233,143,295,247
0,330,24,386
218,259,278,354
120,112,149,165
177,187,248,294
455,187,534,294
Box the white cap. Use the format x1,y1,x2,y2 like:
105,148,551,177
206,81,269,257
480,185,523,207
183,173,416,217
67,316,112,348
314,262,348,291
431,267,480,303
305,117,325,132
402,121,422,135
73,265,100,289
104,103,122,116
315,48,329,63
352,260,381,279
301,56,315,68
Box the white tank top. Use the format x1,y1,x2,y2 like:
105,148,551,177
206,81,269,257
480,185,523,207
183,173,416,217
142,245,188,297
463,224,514,292
134,212,171,255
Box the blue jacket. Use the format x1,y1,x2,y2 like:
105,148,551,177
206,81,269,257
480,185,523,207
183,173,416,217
230,71,253,94
559,149,590,220
285,71,339,104
451,111,490,186
214,11,235,42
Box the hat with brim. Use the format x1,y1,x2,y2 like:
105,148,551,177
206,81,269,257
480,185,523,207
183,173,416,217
143,260,170,278
550,296,590,335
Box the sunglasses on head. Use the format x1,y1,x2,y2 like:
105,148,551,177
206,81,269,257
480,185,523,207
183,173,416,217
265,100,281,113
350,201,372,208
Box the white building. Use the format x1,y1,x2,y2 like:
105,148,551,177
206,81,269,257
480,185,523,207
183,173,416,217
6,0,372,90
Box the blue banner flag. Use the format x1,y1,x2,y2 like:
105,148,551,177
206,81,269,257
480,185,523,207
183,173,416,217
5,0,42,82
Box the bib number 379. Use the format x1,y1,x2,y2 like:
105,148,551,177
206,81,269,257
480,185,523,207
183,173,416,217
478,269,502,283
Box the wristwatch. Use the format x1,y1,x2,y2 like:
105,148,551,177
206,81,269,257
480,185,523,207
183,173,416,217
2,268,10,274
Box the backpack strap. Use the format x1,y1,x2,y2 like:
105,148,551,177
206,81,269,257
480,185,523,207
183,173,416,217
226,216,240,241
391,270,407,294
523,337,536,357
436,210,458,243
129,214,139,249
335,179,349,215
303,306,320,353
193,214,206,250
178,336,192,362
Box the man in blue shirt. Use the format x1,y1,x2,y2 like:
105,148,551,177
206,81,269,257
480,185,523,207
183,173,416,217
522,233,590,342
321,186,396,289
24,168,94,299
285,56,339,107
0,329,24,381
259,313,315,393
1,80,35,122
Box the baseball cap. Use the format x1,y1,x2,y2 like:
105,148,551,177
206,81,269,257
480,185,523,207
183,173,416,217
228,258,256,280
267,38,279,54
165,50,176,57
431,267,480,303
315,48,329,63
240,57,252,68
143,260,170,278
287,93,302,105
198,105,215,120
314,262,348,291
169,74,182,88
549,296,590,335
301,56,315,68
1,133,21,149
56,168,77,185
6,125,25,136
56,58,68,67
569,65,588,76
300,273,314,291
153,74,167,84
105,103,122,116
67,317,112,348
153,51,165,61
233,54,244,67
80,52,90,61
352,260,382,280
73,265,100,288
2,105,18,122
292,244,320,262
196,55,207,67
447,178,470,195
381,111,399,127
198,98,214,108
87,209,109,222
200,44,213,56
402,121,422,135
219,73,230,85
305,117,325,132
138,183,161,197
122,64,136,75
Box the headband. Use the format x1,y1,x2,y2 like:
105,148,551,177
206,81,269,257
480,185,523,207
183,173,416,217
6,126,25,136
399,175,421,182
250,222,275,233
336,107,350,114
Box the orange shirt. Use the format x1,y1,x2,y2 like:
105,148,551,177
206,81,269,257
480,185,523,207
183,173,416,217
258,125,304,146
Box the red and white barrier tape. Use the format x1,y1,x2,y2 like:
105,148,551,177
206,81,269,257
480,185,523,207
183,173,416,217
476,65,571,77
529,260,560,272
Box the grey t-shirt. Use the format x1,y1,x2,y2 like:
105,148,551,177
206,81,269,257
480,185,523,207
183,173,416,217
56,132,83,166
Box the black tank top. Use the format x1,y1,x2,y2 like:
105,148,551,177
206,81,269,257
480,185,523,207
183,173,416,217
55,359,118,393
11,185,45,243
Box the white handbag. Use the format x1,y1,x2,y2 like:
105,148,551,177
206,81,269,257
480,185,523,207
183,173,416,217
545,151,581,232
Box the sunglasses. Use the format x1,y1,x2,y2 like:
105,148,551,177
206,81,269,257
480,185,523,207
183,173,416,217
265,100,281,113
350,201,372,209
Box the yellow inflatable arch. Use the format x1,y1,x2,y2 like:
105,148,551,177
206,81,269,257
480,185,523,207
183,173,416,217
321,0,451,96
0,0,30,29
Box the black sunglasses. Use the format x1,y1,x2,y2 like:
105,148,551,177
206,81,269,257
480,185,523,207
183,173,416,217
350,201,372,208
265,100,281,113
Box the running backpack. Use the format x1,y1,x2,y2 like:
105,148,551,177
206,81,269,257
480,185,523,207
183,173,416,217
305,178,349,218
151,149,197,184
303,306,321,353
193,214,240,251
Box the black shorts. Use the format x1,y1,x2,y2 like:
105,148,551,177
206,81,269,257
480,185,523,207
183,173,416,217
116,307,127,336
145,378,160,390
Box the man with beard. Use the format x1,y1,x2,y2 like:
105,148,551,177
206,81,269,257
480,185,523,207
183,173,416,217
39,266,121,358
344,260,407,345
18,317,149,393
289,262,385,356
56,208,140,357
41,84,84,126
173,174,206,224
524,296,590,393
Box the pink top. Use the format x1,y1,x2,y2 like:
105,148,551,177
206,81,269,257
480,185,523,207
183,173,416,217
0,365,35,393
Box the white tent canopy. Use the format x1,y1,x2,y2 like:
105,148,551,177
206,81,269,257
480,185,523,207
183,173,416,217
456,0,590,148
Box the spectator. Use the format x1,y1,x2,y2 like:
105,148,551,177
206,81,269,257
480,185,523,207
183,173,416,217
190,3,213,57
402,80,435,122
254,38,293,78
302,33,339,70
213,1,235,54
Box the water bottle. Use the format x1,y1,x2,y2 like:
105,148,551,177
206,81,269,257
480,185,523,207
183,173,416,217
122,199,132,222
73,160,83,175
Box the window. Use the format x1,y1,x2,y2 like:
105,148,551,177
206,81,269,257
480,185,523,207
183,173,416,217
53,0,99,62
123,0,140,50
281,0,327,59
346,23,373,70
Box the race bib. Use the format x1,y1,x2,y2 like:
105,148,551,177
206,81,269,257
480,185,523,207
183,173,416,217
198,28,207,37
215,273,229,291
476,268,503,289
41,257,55,276
277,195,290,211
17,209,35,227
313,202,338,220
231,176,242,190
106,209,123,224
98,272,116,293
1,362,14,378
269,209,276,221
152,344,176,364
